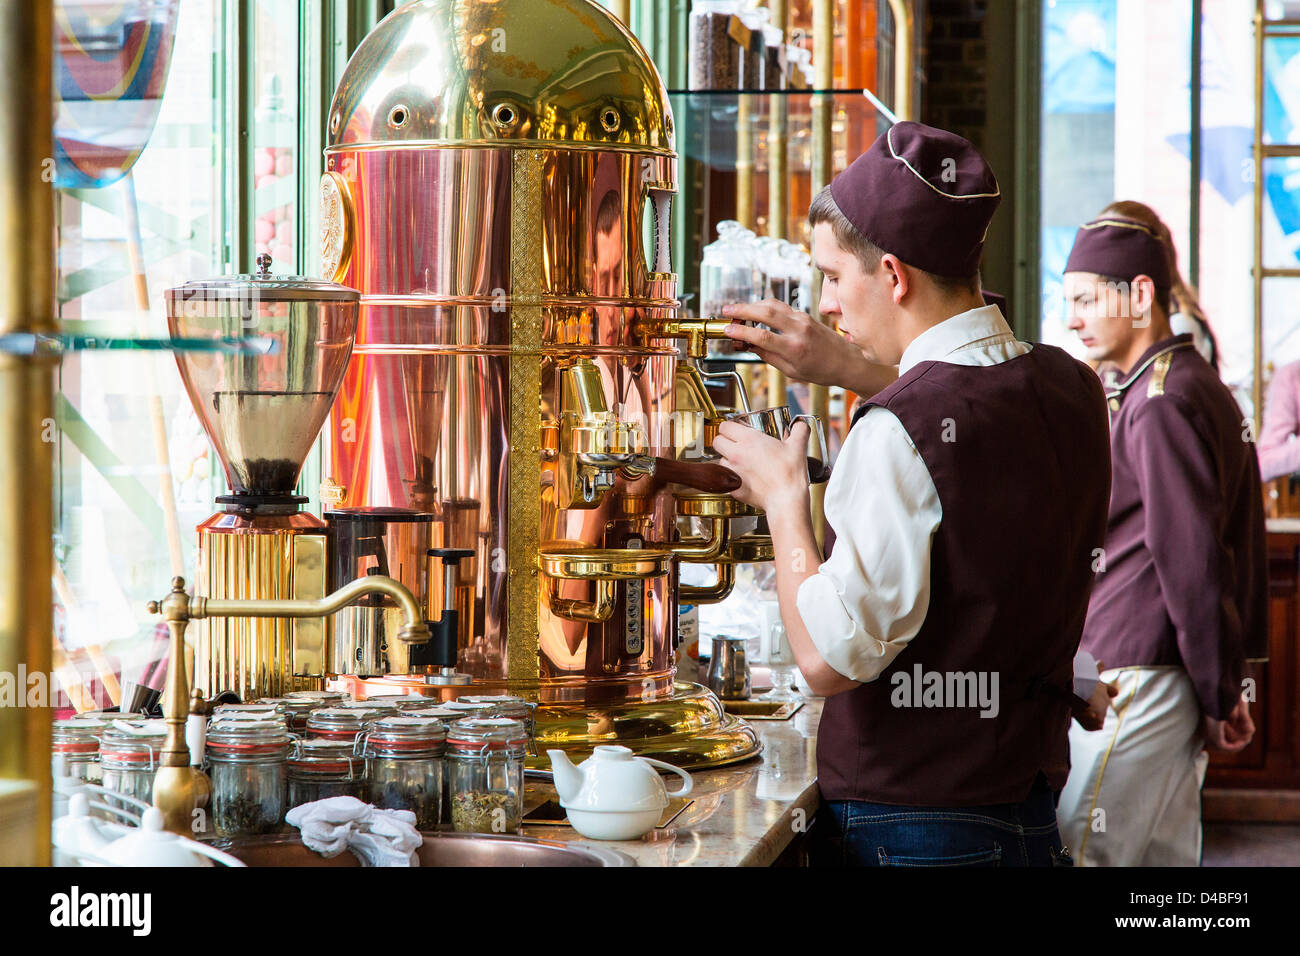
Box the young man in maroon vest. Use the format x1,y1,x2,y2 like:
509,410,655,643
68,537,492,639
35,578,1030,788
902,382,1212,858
1054,217,1266,866
716,121,1112,867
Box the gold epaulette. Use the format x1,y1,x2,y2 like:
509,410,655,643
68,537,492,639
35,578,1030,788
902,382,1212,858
1147,351,1173,397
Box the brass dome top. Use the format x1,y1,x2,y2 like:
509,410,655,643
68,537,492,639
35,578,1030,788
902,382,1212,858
326,0,674,155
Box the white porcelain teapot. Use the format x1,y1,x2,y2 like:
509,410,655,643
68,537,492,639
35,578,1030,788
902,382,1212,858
547,746,693,841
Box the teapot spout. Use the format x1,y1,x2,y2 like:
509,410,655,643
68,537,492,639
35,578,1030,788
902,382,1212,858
547,749,584,804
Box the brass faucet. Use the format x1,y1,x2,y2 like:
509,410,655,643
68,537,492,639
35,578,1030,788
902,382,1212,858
146,574,433,835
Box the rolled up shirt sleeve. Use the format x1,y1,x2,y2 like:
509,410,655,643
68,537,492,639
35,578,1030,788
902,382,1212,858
1129,396,1246,720
795,407,941,683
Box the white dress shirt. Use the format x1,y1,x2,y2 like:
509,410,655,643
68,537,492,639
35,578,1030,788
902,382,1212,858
795,305,1031,682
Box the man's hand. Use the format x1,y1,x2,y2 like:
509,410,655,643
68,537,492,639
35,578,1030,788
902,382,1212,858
1072,667,1119,731
713,419,810,512
721,299,895,396
1202,697,1255,752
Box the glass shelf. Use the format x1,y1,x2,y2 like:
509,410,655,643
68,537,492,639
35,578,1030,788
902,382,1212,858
0,333,277,356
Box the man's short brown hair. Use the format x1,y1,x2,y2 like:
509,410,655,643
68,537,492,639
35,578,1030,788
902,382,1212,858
808,185,980,296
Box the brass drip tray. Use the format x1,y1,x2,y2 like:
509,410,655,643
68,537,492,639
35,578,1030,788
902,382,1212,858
539,545,673,580
720,698,803,720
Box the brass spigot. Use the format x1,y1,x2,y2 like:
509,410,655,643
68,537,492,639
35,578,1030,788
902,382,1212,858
638,318,733,359
147,573,432,835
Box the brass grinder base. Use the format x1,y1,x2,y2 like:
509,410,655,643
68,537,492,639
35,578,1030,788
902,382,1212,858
338,678,763,770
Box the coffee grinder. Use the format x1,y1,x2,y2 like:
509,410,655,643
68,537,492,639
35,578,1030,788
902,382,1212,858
165,254,360,700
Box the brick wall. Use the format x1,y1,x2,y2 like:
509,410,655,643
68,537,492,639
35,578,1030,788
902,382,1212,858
921,0,990,151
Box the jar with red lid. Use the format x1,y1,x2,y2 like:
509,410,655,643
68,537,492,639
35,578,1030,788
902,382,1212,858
460,695,536,754
362,715,446,830
52,717,105,784
99,719,167,812
286,738,367,810
304,706,381,743
257,697,316,733
446,717,527,834
206,716,292,837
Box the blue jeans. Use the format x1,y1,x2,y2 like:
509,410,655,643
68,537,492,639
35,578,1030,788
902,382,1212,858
816,776,1073,868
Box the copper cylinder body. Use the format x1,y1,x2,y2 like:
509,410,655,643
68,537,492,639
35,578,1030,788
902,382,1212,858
323,145,682,703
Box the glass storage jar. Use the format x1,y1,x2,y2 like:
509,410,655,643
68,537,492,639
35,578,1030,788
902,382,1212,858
305,706,381,743
338,697,400,719
689,0,741,90
460,695,536,754
363,715,446,830
99,720,167,812
392,695,443,713
446,718,527,834
284,689,347,708
258,697,316,733
206,716,291,837
286,739,367,810
51,717,105,785
213,702,282,721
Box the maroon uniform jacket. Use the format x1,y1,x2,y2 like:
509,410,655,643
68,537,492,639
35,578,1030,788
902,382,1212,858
1082,334,1267,720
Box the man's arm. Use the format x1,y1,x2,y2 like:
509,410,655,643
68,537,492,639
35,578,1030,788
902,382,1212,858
1129,397,1246,721
721,299,898,397
714,408,939,696
763,490,860,697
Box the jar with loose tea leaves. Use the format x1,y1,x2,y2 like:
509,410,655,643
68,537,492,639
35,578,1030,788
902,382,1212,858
447,717,527,834
206,716,292,837
286,738,367,810
99,719,167,812
362,715,446,830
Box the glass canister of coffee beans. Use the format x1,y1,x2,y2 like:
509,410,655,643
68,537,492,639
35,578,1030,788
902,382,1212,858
286,738,367,810
446,717,527,834
362,715,446,830
206,715,292,837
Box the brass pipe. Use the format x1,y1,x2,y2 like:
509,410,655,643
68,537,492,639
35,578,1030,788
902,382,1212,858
680,562,737,605
886,0,916,120
543,577,617,624
670,516,732,562
809,0,835,547
195,575,432,646
609,0,631,26
0,0,54,866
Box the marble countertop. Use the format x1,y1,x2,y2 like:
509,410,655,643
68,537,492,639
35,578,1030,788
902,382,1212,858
519,698,822,867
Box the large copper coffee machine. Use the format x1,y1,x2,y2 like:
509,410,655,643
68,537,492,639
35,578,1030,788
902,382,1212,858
318,0,786,766
165,256,361,701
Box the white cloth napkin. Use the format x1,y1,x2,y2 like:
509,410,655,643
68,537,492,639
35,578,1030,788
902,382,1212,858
284,796,422,867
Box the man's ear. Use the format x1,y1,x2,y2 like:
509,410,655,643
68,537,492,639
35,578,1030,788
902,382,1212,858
1130,275,1156,328
880,253,910,304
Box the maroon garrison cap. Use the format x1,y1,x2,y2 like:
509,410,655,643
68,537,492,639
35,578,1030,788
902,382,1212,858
1063,217,1171,291
828,121,1001,278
